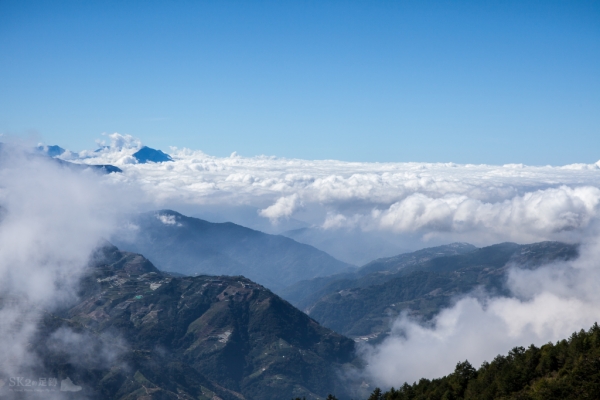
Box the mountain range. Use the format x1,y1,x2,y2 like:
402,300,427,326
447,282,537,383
0,218,586,399
37,143,173,166
280,241,578,340
4,237,591,400
112,210,354,291
6,141,595,398
112,210,579,342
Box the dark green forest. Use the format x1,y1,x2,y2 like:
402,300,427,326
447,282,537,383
366,323,600,400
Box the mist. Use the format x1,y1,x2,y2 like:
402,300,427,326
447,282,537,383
0,144,134,395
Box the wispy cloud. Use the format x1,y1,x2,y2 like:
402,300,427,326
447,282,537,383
0,143,134,380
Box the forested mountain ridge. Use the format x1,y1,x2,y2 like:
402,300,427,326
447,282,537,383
357,243,477,277
280,243,478,310
366,322,600,400
6,244,356,400
282,242,578,340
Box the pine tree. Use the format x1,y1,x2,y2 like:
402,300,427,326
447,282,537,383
368,387,383,400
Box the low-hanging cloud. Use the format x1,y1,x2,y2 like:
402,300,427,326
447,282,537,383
259,194,301,222
0,144,134,390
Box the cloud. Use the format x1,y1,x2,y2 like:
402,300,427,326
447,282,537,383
46,328,127,370
259,194,301,222
372,186,600,242
0,144,133,381
156,213,181,226
78,133,141,165
57,134,600,247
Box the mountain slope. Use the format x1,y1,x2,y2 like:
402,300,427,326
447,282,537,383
285,242,578,340
357,243,478,276
22,244,356,400
280,243,477,311
112,210,354,291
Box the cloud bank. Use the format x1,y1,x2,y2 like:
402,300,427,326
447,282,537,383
64,133,600,247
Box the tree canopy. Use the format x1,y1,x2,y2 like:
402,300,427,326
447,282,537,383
367,323,600,400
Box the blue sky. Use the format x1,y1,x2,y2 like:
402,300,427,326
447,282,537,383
1,0,599,164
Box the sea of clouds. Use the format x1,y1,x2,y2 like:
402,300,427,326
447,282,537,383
73,133,600,247
33,132,600,390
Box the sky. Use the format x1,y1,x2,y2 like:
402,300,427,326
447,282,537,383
1,0,599,165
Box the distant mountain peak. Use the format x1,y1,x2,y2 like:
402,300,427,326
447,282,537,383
132,146,173,163
37,144,66,157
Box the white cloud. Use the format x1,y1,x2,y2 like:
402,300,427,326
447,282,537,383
360,293,600,386
322,212,363,230
373,186,600,241
62,134,600,246
259,194,301,222
156,213,181,226
0,144,134,378
77,133,142,165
